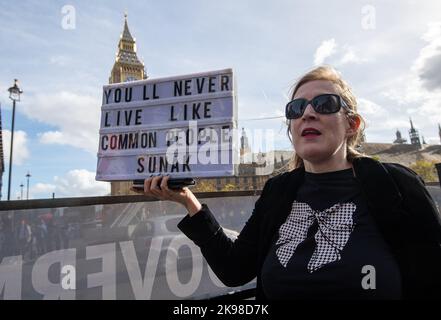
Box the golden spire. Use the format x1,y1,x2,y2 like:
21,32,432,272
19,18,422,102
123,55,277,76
121,12,134,41
109,12,147,84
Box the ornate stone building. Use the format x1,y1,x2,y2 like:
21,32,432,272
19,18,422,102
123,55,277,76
393,129,407,144
109,15,147,196
409,118,422,149
240,128,251,164
109,14,147,84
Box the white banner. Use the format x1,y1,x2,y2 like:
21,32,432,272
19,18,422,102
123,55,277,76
96,68,237,181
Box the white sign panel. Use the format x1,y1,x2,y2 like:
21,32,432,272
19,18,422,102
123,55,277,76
96,68,238,181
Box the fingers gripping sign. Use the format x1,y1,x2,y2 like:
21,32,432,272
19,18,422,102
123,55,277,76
149,175,164,199
130,175,202,216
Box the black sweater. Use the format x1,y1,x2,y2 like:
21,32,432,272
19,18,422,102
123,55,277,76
178,157,441,300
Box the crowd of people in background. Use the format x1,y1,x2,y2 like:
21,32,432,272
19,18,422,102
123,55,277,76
0,199,253,262
0,213,78,261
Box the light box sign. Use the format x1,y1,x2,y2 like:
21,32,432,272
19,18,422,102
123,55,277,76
96,69,238,181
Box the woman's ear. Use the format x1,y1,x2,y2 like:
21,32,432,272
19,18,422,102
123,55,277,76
347,115,361,136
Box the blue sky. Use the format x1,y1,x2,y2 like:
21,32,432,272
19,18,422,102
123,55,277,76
1,0,441,199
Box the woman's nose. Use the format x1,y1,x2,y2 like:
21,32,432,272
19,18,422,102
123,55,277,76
301,103,318,120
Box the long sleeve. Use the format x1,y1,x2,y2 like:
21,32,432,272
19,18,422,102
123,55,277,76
388,163,441,299
177,179,274,287
389,163,441,242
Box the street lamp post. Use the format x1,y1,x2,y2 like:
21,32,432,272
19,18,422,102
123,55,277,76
26,171,31,200
20,182,24,200
7,79,23,201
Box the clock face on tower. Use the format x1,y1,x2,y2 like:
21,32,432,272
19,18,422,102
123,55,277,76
125,76,137,82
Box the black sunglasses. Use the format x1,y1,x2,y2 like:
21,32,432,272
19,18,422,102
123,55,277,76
285,94,350,119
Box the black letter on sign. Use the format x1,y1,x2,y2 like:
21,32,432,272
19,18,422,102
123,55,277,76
196,78,205,94
221,75,230,91
171,161,179,172
115,88,121,103
208,76,216,93
101,136,108,151
159,157,168,172
148,157,156,173
143,85,149,100
153,84,159,99
192,102,201,119
184,79,191,95
116,110,121,126
204,102,211,118
124,110,132,125
125,87,132,102
174,81,182,96
135,109,142,125
104,89,112,104
137,157,145,173
105,112,111,127
170,106,177,121
183,155,191,172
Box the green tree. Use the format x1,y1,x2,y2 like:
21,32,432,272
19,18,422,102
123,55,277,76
221,183,237,191
409,160,438,182
194,179,217,192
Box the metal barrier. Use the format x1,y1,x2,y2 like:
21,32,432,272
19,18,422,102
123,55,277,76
0,191,260,300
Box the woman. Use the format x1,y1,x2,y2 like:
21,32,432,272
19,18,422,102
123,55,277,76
133,66,441,300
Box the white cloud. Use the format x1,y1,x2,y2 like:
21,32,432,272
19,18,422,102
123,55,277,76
256,109,285,119
38,131,64,144
49,55,71,66
373,119,411,131
313,40,370,67
1,130,30,165
358,98,387,117
340,49,358,65
32,182,57,195
356,98,414,142
314,39,337,65
381,23,441,124
374,22,441,143
382,74,441,123
20,91,101,154
0,91,11,109
339,46,369,65
31,169,110,199
426,136,440,144
412,22,441,91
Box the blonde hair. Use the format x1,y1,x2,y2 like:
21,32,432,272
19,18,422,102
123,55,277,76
286,65,366,169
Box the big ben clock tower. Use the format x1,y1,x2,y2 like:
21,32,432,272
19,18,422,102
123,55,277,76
109,14,147,84
109,14,147,195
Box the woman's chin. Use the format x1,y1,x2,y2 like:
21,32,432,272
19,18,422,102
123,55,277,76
296,148,332,163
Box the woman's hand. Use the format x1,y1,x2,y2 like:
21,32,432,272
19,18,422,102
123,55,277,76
130,175,202,216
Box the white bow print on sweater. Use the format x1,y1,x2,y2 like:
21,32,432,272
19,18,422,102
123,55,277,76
276,201,356,273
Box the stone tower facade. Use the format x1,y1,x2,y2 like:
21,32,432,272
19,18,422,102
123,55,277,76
109,15,147,195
